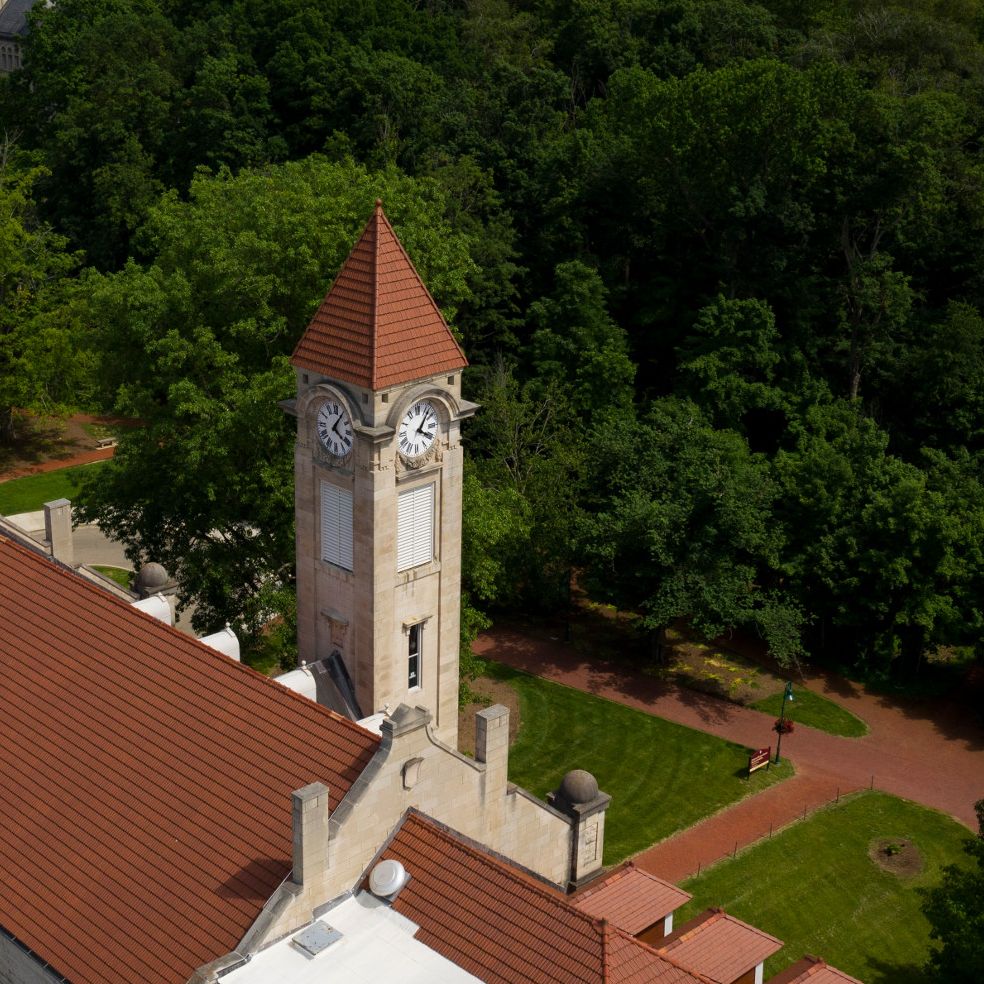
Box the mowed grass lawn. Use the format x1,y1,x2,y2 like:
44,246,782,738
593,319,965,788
486,662,793,865
0,461,108,516
679,791,974,983
752,686,868,738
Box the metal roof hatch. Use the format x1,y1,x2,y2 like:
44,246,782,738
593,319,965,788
291,920,343,958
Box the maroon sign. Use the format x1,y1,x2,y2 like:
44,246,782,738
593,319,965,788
748,747,771,775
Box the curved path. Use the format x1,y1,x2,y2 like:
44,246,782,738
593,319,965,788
473,625,984,881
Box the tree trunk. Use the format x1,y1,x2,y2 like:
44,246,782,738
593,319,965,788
0,406,16,446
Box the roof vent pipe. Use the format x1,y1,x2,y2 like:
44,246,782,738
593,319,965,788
369,859,409,900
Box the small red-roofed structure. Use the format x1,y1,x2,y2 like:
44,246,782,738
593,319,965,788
291,200,467,390
575,861,693,943
767,955,864,984
657,908,783,984
371,810,714,984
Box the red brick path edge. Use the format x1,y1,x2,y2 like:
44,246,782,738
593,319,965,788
0,446,116,482
0,410,130,481
473,625,984,882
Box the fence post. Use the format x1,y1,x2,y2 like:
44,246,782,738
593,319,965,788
836,787,840,804
870,774,874,790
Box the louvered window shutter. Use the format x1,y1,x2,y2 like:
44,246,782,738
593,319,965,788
397,483,435,571
321,482,353,571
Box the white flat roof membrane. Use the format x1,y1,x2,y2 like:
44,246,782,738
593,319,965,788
224,891,479,983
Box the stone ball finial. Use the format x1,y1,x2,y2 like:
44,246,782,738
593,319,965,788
560,769,599,805
135,562,170,592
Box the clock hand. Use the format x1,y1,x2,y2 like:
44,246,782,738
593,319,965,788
331,418,342,436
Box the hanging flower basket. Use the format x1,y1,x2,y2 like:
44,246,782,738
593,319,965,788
773,718,795,735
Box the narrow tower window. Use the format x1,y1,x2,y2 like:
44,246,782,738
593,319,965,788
408,623,422,689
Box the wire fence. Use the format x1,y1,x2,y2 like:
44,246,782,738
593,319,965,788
681,781,872,882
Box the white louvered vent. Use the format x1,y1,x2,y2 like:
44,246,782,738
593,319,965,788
397,483,434,572
321,482,353,571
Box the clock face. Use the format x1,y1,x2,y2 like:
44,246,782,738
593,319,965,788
399,400,439,458
316,400,353,458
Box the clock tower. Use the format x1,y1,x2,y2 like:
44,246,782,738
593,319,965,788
289,201,475,746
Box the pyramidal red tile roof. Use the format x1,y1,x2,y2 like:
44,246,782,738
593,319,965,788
574,861,693,934
376,811,713,984
0,534,380,984
767,955,863,984
291,201,468,390
657,908,783,984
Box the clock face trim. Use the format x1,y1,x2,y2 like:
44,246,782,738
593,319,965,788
399,400,439,460
316,400,353,458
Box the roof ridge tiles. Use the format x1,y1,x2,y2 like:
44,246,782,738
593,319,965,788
370,199,380,384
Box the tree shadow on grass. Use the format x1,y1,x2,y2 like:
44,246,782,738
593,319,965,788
479,622,745,728
865,955,929,984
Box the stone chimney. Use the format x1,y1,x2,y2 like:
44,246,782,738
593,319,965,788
43,499,73,566
291,782,330,888
475,704,509,800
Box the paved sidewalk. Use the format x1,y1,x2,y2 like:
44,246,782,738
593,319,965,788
473,624,984,878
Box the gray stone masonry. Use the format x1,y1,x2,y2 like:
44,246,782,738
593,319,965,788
292,368,476,748
43,499,72,567
0,929,65,984
257,703,575,946
291,782,330,888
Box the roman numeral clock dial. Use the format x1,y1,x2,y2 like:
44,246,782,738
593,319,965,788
399,401,439,460
316,400,353,458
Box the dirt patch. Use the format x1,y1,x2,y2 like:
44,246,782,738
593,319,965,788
0,412,137,480
457,675,521,756
869,837,924,878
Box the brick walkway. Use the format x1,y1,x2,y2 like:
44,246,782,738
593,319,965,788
0,446,116,482
473,625,984,881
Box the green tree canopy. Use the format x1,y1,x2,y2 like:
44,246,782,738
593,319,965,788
0,150,87,443
923,798,984,982
579,398,803,663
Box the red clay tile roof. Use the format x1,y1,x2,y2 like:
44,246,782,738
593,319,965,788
657,908,783,984
0,534,380,984
605,925,716,983
767,956,863,984
291,201,468,390
575,862,693,933
377,810,712,984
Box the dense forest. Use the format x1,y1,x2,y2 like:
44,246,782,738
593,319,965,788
4,0,984,682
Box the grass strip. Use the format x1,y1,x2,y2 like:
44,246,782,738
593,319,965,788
90,565,132,590
0,461,108,516
485,661,794,865
752,686,868,738
679,791,974,982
